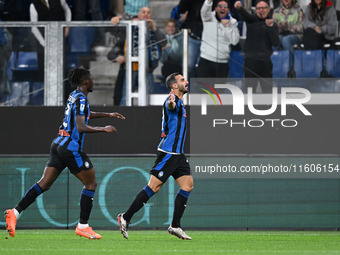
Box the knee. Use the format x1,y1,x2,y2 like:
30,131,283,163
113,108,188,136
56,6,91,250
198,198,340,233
182,184,194,193
150,184,162,194
84,180,97,191
37,181,52,192
186,184,194,192
39,184,51,192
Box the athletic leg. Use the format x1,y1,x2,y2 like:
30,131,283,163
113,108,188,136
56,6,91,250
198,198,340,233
124,175,163,222
74,168,101,239
5,166,61,237
74,168,97,225
117,175,163,239
168,175,193,240
172,175,193,228
15,166,61,213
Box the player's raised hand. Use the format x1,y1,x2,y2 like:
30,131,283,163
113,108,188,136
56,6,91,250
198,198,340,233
167,89,176,110
169,89,175,102
104,125,117,134
109,112,126,120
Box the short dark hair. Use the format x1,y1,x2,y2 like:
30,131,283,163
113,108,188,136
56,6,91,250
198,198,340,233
255,0,270,6
165,72,180,90
67,67,91,88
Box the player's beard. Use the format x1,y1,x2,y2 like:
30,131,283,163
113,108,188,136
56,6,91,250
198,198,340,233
179,87,188,95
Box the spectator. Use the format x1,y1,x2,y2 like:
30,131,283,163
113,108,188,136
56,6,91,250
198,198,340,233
171,5,188,30
0,0,30,21
122,0,149,20
30,0,71,81
243,0,254,13
112,6,166,105
178,0,205,79
160,19,183,78
73,0,104,46
107,24,125,105
1,0,31,52
109,1,150,105
73,0,103,21
197,0,240,78
303,0,337,49
228,0,246,20
298,0,311,12
0,18,12,102
336,0,340,20
273,0,303,71
235,0,279,93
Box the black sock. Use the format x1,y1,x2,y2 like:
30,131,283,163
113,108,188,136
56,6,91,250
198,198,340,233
171,189,191,228
79,189,95,224
124,185,155,222
15,183,43,213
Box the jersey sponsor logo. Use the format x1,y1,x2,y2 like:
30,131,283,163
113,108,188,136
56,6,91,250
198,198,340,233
85,161,90,168
80,103,85,112
158,171,164,178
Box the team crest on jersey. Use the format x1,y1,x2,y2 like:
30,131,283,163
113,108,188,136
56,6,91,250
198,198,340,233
84,161,90,168
158,171,164,178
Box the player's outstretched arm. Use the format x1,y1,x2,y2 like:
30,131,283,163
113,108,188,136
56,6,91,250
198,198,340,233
90,111,126,120
76,116,117,134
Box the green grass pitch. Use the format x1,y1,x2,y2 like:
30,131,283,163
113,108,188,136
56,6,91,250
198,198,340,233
1,230,340,254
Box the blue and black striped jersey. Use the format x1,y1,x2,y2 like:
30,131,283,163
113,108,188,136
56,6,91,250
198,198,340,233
53,90,90,152
158,95,187,154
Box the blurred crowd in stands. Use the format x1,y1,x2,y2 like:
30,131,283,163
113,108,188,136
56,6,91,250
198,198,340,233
0,0,340,104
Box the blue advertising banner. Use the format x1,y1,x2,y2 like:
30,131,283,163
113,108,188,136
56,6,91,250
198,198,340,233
1,157,339,230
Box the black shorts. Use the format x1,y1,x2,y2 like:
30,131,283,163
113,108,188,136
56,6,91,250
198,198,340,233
150,151,191,183
46,142,93,175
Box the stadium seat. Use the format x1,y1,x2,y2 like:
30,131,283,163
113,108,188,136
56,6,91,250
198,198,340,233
9,51,38,72
15,52,38,70
229,51,244,78
271,50,290,78
326,50,340,78
293,50,323,78
11,52,39,82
